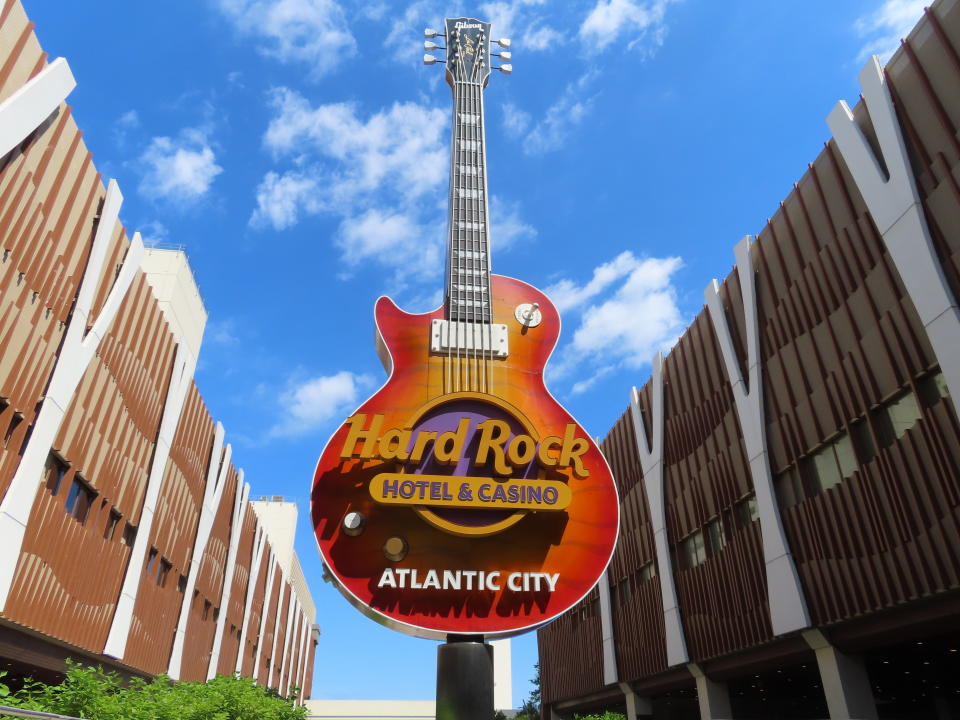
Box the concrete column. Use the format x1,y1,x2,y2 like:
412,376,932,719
168,424,231,680
688,664,732,720
705,237,810,636
251,553,277,682
0,56,75,157
630,354,689,666
803,630,878,720
619,682,652,720
235,521,267,673
597,570,618,685
0,180,145,614
828,56,960,420
207,476,250,680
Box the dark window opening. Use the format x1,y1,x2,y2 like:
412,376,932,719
4,411,23,448
873,388,922,446
104,509,121,541
202,600,212,621
735,493,759,527
146,548,158,575
64,476,96,524
178,574,187,593
44,453,69,496
706,516,726,555
122,523,137,547
682,530,707,569
918,370,950,408
157,558,171,587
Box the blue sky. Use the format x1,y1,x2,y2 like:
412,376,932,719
24,0,925,707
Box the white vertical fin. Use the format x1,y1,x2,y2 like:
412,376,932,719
704,236,810,635
629,353,689,665
278,595,298,695
828,56,960,418
0,57,75,158
207,476,250,680
237,522,267,674
104,341,195,658
168,424,230,679
252,555,278,682
0,181,143,611
268,580,288,688
596,569,618,684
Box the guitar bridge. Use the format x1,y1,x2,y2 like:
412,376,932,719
430,320,509,358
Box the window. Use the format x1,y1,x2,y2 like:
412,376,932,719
736,494,759,527
64,477,95,524
44,454,69,496
146,548,158,575
706,517,726,555
918,371,950,408
639,562,656,582
4,411,23,448
178,574,188,593
202,600,212,621
874,389,922,445
775,466,805,509
682,530,707,569
157,558,171,587
122,523,137,547
851,419,876,465
103,509,121,541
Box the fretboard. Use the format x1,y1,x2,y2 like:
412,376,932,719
446,80,492,324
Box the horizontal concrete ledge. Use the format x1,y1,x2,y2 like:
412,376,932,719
0,616,151,684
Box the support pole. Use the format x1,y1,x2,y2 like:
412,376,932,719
436,635,493,720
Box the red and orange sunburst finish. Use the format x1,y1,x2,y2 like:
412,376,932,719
311,274,620,639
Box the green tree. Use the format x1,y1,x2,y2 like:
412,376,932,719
0,661,306,720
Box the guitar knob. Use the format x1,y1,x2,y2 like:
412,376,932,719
383,536,409,562
515,302,542,328
342,511,366,536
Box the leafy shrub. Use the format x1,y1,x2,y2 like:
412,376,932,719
0,662,306,720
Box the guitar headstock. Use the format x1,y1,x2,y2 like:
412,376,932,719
423,18,512,85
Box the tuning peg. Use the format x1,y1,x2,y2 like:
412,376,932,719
493,51,512,61
496,38,511,48
424,28,444,39
424,41,443,51
423,54,443,65
496,63,512,75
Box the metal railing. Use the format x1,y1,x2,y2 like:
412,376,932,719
0,707,90,720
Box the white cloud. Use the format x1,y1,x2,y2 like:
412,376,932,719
250,170,322,230
545,250,640,313
262,89,448,203
547,252,685,387
490,195,536,250
271,370,374,438
511,72,597,155
252,88,536,291
113,109,140,147
854,0,925,63
579,0,679,53
502,102,532,138
571,365,614,395
525,25,565,51
137,220,169,247
217,0,356,78
138,128,222,203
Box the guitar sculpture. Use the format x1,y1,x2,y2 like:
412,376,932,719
311,17,619,639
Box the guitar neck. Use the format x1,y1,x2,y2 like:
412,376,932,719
446,80,492,324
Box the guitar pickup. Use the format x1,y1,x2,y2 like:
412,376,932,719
430,320,509,358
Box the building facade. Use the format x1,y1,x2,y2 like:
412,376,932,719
0,0,317,699
539,1,960,719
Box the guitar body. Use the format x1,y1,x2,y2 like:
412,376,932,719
311,274,619,638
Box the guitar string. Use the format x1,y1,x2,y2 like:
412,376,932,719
469,71,479,393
